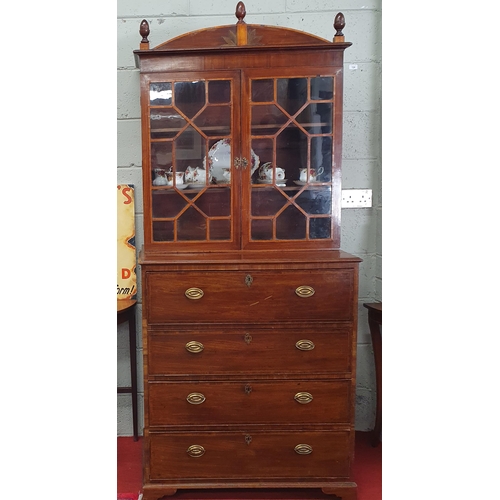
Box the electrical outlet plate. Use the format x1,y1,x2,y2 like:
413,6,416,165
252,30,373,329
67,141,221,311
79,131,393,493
341,189,372,208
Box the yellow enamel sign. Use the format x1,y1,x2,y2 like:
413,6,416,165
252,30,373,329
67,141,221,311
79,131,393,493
117,184,137,300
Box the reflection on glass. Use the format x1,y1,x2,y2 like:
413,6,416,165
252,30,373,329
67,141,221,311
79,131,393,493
196,189,231,217
209,219,231,240
153,221,174,241
150,110,187,139
252,105,287,135
251,219,273,240
208,80,231,103
277,78,307,116
311,136,332,179
150,82,172,105
310,77,333,100
151,142,173,170
174,81,205,119
194,106,231,136
296,187,332,215
276,206,306,240
297,103,332,134
178,207,206,240
152,191,187,218
310,218,331,239
174,126,206,171
252,79,273,102
251,189,287,216
276,125,308,177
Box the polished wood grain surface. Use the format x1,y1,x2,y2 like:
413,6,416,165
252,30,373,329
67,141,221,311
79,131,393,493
136,3,358,499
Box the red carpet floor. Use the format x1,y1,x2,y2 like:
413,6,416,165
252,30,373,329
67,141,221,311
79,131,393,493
118,431,381,500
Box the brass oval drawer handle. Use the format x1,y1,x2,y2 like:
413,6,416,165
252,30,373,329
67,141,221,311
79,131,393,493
295,339,315,351
186,392,206,405
294,392,313,404
295,285,315,298
294,444,313,455
187,445,205,458
185,341,204,353
185,287,204,300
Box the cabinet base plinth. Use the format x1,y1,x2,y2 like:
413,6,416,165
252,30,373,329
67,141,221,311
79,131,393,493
142,483,357,500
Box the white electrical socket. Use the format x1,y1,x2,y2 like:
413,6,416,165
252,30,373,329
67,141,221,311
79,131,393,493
341,189,373,208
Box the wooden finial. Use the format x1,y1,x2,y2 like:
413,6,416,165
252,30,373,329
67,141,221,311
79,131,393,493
235,2,247,45
139,19,150,49
236,2,246,24
333,12,345,42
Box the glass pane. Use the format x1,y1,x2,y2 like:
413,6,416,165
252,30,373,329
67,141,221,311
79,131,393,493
151,142,173,171
311,136,332,181
153,221,174,241
209,219,231,240
310,217,331,239
296,187,332,215
150,82,172,106
174,81,205,119
251,219,273,240
174,126,206,172
177,207,206,240
276,125,308,180
311,76,333,100
208,80,231,103
277,78,307,116
194,106,231,137
196,189,231,217
276,205,306,240
252,105,287,135
297,103,332,134
152,191,187,218
251,188,288,216
252,79,273,102
150,110,186,139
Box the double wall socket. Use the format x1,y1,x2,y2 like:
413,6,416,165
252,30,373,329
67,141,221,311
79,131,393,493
341,189,373,208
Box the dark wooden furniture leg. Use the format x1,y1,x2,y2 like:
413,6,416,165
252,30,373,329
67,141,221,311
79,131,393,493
118,299,139,441
363,302,382,447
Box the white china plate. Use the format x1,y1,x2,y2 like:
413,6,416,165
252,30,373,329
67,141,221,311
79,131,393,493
203,139,259,182
173,184,188,190
187,183,207,190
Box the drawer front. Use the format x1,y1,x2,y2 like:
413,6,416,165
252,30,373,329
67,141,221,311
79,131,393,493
146,269,354,323
148,326,352,375
149,380,350,426
149,430,350,480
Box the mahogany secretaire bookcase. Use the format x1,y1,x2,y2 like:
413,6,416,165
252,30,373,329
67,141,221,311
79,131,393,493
134,3,361,499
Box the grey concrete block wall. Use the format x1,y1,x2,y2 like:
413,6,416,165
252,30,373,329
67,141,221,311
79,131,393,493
117,0,382,437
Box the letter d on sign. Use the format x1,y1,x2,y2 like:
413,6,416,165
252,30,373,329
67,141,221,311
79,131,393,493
122,268,131,279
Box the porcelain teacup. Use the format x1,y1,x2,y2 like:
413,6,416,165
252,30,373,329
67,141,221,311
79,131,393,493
259,162,285,182
299,166,324,182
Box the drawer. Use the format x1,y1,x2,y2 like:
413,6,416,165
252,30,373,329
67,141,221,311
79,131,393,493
149,430,350,480
148,326,352,376
148,380,351,426
146,269,355,323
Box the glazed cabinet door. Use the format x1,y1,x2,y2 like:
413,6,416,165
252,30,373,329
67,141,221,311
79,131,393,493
142,71,242,251
241,67,344,250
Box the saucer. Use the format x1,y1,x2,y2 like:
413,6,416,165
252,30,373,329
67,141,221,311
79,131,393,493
293,180,320,186
256,178,287,184
188,183,206,190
